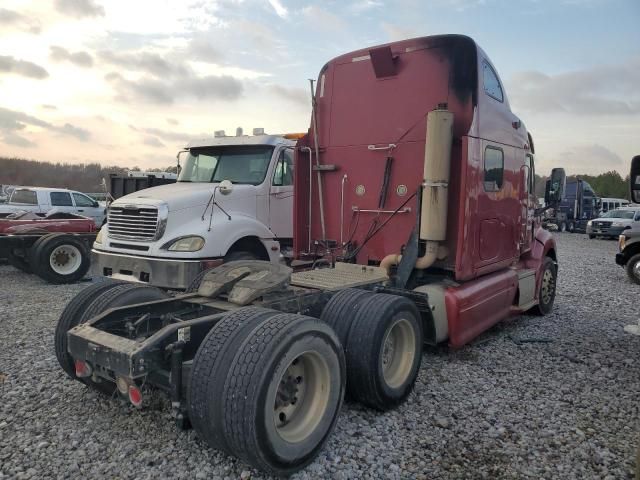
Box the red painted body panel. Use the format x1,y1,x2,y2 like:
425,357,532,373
294,35,552,347
445,268,518,348
0,218,96,234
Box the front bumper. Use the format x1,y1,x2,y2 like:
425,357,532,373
92,249,222,289
586,225,626,237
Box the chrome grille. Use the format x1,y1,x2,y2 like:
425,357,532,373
108,206,159,241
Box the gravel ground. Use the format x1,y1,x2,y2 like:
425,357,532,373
1,233,639,480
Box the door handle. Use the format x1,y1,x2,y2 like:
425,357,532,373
78,209,84,212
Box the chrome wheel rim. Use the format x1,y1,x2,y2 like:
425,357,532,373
273,351,330,443
633,261,640,281
541,267,556,305
381,318,416,389
49,245,82,275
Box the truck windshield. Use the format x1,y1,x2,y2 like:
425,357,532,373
178,146,274,184
602,210,636,219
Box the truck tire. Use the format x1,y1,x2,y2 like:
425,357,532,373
72,283,170,393
626,253,640,285
568,221,575,233
31,234,90,284
559,221,567,233
28,232,65,268
7,251,31,273
55,280,125,380
530,256,557,315
188,307,280,454
588,234,595,239
344,293,423,411
320,288,374,346
222,313,345,475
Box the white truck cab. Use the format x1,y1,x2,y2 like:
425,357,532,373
0,187,106,227
92,133,296,289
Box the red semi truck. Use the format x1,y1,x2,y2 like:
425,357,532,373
55,35,563,475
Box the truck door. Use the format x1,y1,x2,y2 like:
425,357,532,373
72,192,103,226
269,148,294,239
49,191,76,216
520,153,535,253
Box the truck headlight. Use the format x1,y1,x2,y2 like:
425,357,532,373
94,229,104,244
611,221,625,227
586,220,592,226
619,235,626,251
163,236,205,252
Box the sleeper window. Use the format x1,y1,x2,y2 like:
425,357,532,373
484,147,504,192
483,61,504,102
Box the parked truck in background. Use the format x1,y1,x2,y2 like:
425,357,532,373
544,178,599,232
616,155,640,284
92,132,297,289
56,35,563,475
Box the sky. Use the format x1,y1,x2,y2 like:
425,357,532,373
0,0,638,176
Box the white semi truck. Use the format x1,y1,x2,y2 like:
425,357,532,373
92,131,296,289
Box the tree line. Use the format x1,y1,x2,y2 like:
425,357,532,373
0,156,632,199
0,157,177,193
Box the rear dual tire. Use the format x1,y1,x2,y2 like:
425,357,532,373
321,289,423,410
55,282,169,394
188,309,345,476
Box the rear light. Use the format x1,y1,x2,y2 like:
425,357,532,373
116,376,129,395
128,385,143,407
74,360,92,378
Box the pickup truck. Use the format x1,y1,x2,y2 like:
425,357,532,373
0,187,106,228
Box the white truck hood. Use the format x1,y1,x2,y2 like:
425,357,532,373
111,182,258,213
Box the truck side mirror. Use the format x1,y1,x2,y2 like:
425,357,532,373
544,168,566,206
631,155,640,203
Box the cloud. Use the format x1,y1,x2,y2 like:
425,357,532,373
2,131,37,148
98,49,187,77
106,71,243,105
268,0,288,18
54,0,105,18
0,56,49,79
235,19,282,52
0,107,91,142
507,56,640,115
381,22,419,41
143,136,165,148
50,46,94,67
349,0,384,14
187,37,223,64
0,8,41,33
129,125,193,143
41,105,58,110
268,84,308,107
558,144,623,175
166,118,179,126
300,5,346,31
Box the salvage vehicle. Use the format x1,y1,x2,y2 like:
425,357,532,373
92,131,297,289
616,156,640,284
56,35,562,475
587,206,640,239
1,210,95,283
0,187,106,228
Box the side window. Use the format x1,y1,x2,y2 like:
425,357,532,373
272,149,294,186
73,193,95,207
484,147,504,192
524,154,535,194
50,192,73,206
482,60,504,102
10,189,37,204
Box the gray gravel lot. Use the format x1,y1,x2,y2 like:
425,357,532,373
1,233,639,479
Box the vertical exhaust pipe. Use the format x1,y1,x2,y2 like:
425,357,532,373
381,106,454,272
